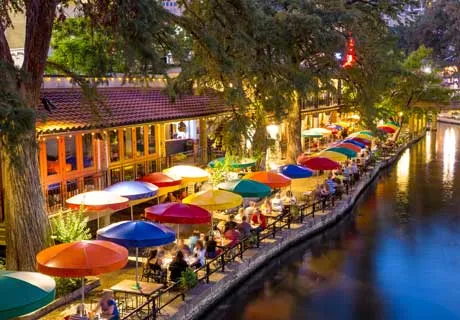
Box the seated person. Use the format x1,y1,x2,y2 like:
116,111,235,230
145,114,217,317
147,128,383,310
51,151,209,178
271,193,284,212
205,235,219,259
145,249,161,272
169,251,189,282
216,220,227,236
238,215,252,238
250,208,267,230
243,201,257,218
191,240,206,268
260,198,272,215
224,214,238,232
177,239,192,256
92,290,119,320
282,191,297,205
224,225,241,247
188,230,200,251
212,225,222,240
235,207,245,223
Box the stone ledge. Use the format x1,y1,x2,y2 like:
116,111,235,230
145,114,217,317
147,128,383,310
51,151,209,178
170,133,426,320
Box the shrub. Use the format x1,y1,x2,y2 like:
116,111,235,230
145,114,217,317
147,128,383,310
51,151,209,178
0,258,5,271
55,277,82,297
179,268,198,290
51,205,91,244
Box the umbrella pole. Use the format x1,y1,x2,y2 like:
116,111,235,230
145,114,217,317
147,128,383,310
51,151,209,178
81,277,85,316
135,247,140,289
130,206,134,220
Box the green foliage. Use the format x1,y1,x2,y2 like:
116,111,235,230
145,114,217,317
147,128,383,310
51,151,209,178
211,154,234,185
55,277,82,298
50,206,91,244
0,258,5,271
179,268,198,290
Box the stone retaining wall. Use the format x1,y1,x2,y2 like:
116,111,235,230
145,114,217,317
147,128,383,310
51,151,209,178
437,117,460,125
170,133,426,320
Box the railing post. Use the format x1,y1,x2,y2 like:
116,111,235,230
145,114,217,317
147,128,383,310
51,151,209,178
239,242,243,259
287,213,291,229
256,231,260,248
273,222,276,238
206,263,210,283
220,253,225,272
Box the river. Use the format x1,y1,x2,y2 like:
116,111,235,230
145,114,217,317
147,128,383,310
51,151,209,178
204,123,460,320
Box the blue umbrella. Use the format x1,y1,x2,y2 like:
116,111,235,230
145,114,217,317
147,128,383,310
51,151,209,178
97,220,175,288
344,139,366,149
105,181,159,220
279,165,313,179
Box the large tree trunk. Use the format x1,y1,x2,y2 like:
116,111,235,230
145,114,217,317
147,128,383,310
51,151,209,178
2,130,51,271
0,0,58,270
286,92,302,164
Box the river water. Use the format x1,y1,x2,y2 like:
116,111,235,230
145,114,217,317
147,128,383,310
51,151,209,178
204,123,460,320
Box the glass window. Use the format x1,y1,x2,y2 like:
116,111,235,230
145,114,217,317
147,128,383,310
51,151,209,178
65,136,77,171
82,134,94,168
110,168,121,184
148,126,156,154
124,165,134,181
66,179,79,198
147,160,157,174
47,183,62,211
124,128,133,160
83,176,95,191
135,127,145,157
109,130,120,162
136,163,145,179
46,139,60,176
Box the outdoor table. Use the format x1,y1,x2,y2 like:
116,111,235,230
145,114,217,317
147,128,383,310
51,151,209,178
216,238,233,249
110,279,163,314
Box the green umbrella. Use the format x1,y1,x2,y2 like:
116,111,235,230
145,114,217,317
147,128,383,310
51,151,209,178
0,271,56,319
386,121,400,127
209,157,256,169
355,130,375,137
217,179,271,198
327,147,357,158
301,129,324,138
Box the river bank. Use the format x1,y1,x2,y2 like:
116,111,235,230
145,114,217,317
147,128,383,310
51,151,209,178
169,132,426,320
438,116,460,125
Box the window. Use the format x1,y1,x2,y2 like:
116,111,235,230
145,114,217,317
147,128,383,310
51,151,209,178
136,163,145,179
109,130,120,162
148,125,156,154
124,165,134,181
65,136,77,171
124,128,133,160
83,176,96,191
135,127,145,157
46,139,60,176
147,160,157,174
66,179,79,197
110,168,121,184
82,134,94,168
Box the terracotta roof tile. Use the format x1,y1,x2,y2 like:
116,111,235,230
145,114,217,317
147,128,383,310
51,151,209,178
37,87,230,133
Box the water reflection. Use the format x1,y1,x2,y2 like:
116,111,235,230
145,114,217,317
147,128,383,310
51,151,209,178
442,127,456,199
207,124,460,320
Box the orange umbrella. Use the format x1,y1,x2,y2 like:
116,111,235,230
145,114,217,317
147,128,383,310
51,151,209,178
37,240,128,277
243,171,291,188
36,240,128,316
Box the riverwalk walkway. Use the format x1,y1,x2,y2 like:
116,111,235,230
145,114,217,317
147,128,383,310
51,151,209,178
39,133,422,320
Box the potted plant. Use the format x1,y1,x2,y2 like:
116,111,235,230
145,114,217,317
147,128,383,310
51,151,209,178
179,268,198,291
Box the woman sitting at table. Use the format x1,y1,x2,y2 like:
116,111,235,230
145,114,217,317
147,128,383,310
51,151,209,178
250,208,267,230
224,224,241,246
169,251,189,283
260,198,272,215
191,240,206,268
282,191,297,205
271,193,284,212
177,239,192,256
92,290,119,320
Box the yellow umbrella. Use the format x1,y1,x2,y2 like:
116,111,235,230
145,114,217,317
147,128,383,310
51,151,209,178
182,189,242,211
316,150,347,162
348,133,374,141
163,165,210,184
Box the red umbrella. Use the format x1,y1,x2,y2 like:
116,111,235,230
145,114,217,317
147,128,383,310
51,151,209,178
298,156,340,170
336,142,362,153
137,172,182,188
348,137,371,146
145,202,211,224
377,126,397,134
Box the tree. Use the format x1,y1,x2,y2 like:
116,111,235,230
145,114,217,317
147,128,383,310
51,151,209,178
0,0,176,270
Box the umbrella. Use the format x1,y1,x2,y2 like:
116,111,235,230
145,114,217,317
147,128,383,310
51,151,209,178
145,202,211,224
344,139,366,149
301,129,323,138
243,171,291,188
348,133,374,141
137,172,182,188
163,165,210,184
208,157,256,169
279,164,313,179
298,157,340,170
353,130,375,137
105,181,159,220
327,147,357,158
347,137,371,147
377,125,397,134
316,150,348,162
217,179,271,198
0,271,55,319
327,124,343,131
97,220,175,288
335,142,362,153
310,128,332,135
36,240,128,316
182,189,243,211
66,191,129,211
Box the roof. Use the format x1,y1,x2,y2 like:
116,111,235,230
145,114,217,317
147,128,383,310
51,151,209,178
37,87,231,133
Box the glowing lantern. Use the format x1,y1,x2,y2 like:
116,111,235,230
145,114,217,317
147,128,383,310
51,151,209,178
342,37,356,68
